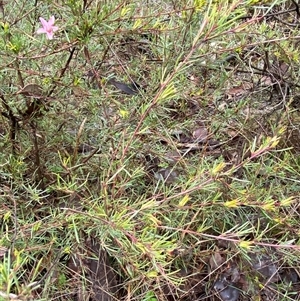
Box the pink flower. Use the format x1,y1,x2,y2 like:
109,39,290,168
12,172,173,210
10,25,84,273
37,16,59,40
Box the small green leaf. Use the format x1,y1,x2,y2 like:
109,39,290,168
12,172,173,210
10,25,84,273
178,194,190,207
224,199,239,208
239,240,253,249
146,270,158,278
158,83,176,102
280,197,294,207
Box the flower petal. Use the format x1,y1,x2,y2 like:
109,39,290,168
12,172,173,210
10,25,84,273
37,28,47,34
37,16,58,39
49,16,55,26
46,32,54,39
39,17,48,28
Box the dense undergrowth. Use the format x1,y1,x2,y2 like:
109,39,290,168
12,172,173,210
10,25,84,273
0,0,300,300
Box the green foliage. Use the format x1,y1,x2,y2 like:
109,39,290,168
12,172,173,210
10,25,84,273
0,0,300,300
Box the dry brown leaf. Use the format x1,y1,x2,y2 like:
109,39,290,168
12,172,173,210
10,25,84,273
214,276,240,301
0,246,8,258
226,82,253,99
17,84,44,98
193,126,208,143
209,251,225,271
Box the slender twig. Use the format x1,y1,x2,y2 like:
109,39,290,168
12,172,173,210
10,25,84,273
31,122,44,188
0,93,18,154
291,0,300,18
48,47,77,97
72,117,87,165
